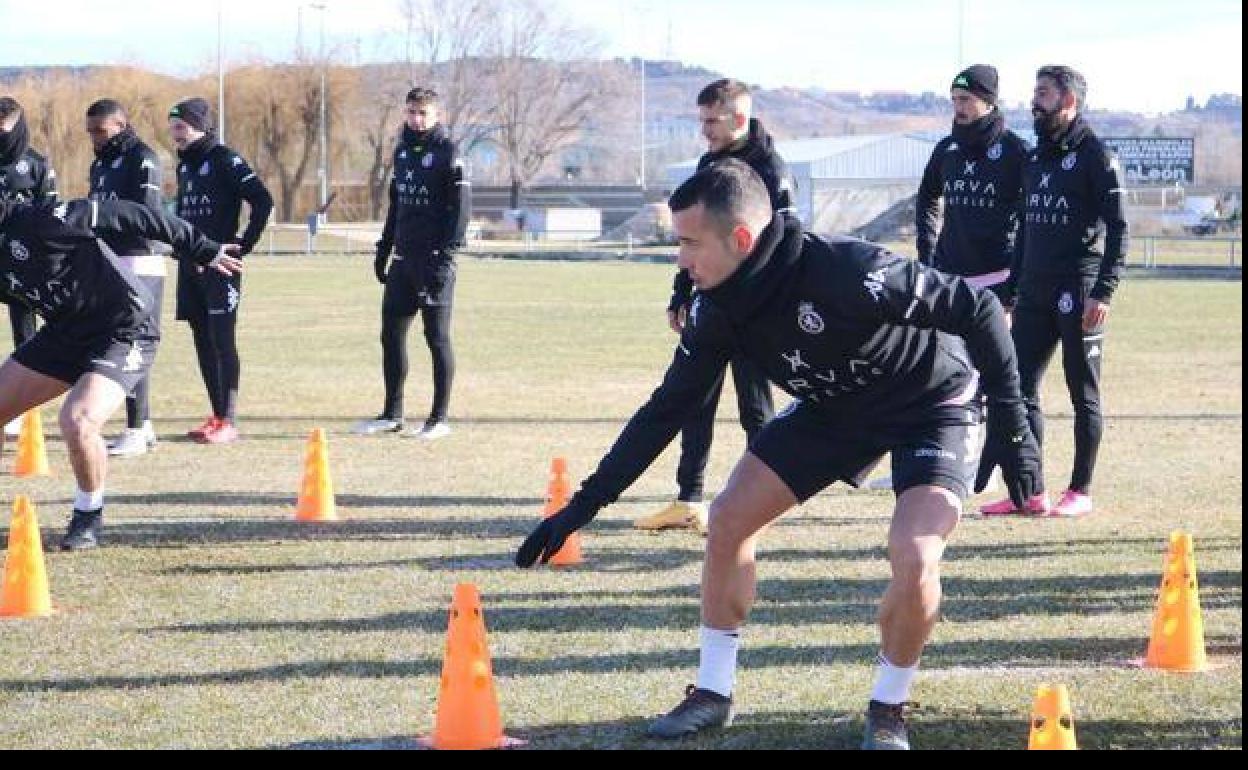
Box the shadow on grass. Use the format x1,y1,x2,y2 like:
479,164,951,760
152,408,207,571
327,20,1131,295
26,513,640,549
156,544,706,577
140,569,1241,635
3,634,1240,698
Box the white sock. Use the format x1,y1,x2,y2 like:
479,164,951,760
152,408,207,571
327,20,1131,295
74,488,105,512
696,626,740,697
870,653,919,704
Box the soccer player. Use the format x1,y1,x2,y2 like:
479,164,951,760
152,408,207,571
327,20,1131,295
0,96,58,439
868,64,1028,493
637,78,793,534
517,161,1042,749
983,65,1128,519
354,87,470,440
1,197,242,550
168,98,273,444
85,98,167,457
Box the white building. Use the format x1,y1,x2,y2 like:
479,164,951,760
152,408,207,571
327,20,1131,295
665,133,939,235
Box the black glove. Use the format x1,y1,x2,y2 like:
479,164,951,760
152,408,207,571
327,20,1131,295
976,400,1043,508
373,251,389,284
515,498,596,568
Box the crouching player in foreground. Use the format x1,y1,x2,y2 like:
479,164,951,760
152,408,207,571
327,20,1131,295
1,198,242,550
516,160,1041,749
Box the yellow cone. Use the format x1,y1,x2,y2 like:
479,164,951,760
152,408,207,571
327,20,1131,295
1143,532,1208,672
14,410,51,478
1028,683,1077,750
295,428,338,522
1,496,54,618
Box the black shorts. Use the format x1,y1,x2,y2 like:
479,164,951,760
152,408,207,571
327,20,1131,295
382,256,457,317
12,328,158,392
176,268,242,322
750,398,981,502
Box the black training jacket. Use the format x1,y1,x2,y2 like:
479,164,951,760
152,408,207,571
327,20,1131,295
1006,116,1128,305
916,129,1028,278
0,199,221,340
377,123,471,274
89,129,166,257
175,134,272,254
574,215,1021,512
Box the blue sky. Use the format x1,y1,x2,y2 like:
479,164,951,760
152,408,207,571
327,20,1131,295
0,0,1240,113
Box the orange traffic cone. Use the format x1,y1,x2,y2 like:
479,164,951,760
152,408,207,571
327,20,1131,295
422,583,521,750
1143,532,1208,672
543,457,582,566
1,496,54,619
14,410,51,478
1027,683,1077,750
294,428,338,522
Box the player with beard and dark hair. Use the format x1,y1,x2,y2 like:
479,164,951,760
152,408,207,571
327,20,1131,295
982,65,1129,519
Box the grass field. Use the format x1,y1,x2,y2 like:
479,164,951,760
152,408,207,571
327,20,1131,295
1,255,1241,749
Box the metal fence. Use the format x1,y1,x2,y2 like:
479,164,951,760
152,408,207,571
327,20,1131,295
259,223,1241,272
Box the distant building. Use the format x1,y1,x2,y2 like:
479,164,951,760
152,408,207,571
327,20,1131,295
665,133,939,235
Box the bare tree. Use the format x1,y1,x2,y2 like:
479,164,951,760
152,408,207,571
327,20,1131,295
226,57,351,222
397,0,498,155
485,0,613,207
353,62,406,219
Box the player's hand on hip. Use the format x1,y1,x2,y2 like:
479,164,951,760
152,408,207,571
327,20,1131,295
1082,299,1109,332
208,247,245,276
667,306,687,334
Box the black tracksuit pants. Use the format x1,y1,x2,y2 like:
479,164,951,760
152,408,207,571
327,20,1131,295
1012,276,1106,493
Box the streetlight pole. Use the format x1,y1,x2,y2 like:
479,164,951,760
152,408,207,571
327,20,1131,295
639,56,646,190
217,0,226,143
308,3,328,223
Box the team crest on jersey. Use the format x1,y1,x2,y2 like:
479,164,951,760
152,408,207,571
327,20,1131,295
987,142,1003,161
9,239,30,262
798,302,825,334
112,157,124,170
1062,152,1077,171
422,152,435,168
199,161,212,176
14,160,29,175
1058,292,1075,314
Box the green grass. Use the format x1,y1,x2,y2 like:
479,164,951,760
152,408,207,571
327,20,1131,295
1,258,1241,749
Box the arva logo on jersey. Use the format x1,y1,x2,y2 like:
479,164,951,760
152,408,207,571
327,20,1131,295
778,347,885,404
398,183,432,208
1025,171,1072,226
942,158,1000,210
